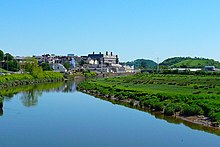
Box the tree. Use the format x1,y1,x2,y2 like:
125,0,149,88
140,60,147,69
4,53,13,61
79,60,85,66
31,66,44,78
41,62,52,71
0,50,4,61
23,57,44,78
3,60,20,71
24,57,38,73
64,61,71,70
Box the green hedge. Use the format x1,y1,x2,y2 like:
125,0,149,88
0,72,63,85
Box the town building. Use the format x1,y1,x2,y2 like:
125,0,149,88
51,63,67,72
204,66,215,71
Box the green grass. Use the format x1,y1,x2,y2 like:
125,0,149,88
0,68,9,73
172,59,220,68
78,73,220,122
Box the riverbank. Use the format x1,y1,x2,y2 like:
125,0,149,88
0,71,63,90
77,73,220,129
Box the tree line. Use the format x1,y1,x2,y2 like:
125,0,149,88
0,50,53,73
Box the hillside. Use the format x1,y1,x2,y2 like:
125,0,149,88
172,59,220,68
125,59,157,69
160,57,191,66
160,57,220,68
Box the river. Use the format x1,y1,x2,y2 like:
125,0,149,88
0,82,219,147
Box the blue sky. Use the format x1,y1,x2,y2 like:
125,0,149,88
0,0,220,62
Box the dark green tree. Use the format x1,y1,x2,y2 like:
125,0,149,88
4,53,13,61
3,60,20,71
140,60,147,69
0,50,4,61
79,60,85,66
64,61,71,70
41,62,52,71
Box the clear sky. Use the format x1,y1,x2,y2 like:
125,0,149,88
0,0,220,62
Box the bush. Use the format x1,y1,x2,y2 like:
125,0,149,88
213,112,220,123
193,85,199,89
154,102,164,111
193,91,201,94
164,105,175,116
181,104,204,116
173,104,182,112
207,91,213,94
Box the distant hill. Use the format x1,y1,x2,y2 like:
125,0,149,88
160,57,220,68
125,59,157,69
160,57,191,67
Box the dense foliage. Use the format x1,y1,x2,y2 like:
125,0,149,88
78,74,220,123
0,50,3,61
0,72,63,85
40,62,52,71
160,57,191,67
0,50,20,72
125,59,157,69
64,61,71,70
83,70,97,77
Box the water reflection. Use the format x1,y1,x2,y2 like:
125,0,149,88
96,96,220,136
55,82,77,93
1,81,220,137
0,81,78,110
20,89,42,107
0,101,3,116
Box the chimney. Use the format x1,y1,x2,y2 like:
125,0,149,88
111,52,113,56
106,51,108,55
93,52,95,54
99,52,101,54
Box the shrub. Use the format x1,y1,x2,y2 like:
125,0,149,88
214,112,220,123
193,91,201,94
164,105,175,116
154,102,164,111
193,85,199,89
173,104,182,112
181,104,204,116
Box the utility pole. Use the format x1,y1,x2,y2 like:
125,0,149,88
7,55,8,71
101,58,103,73
157,57,159,73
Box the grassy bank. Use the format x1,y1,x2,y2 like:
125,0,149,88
0,71,63,89
77,73,220,126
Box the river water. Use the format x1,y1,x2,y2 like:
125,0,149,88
0,82,219,147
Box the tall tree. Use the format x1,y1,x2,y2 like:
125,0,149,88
24,57,38,73
0,50,4,61
64,61,71,70
3,60,20,71
41,62,52,71
23,57,44,78
4,53,13,61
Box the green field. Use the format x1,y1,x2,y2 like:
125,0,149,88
172,59,220,68
160,57,220,68
78,73,220,123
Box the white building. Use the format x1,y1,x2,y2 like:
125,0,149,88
51,63,67,72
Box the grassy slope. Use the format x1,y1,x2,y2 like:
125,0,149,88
172,59,220,68
78,74,220,122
